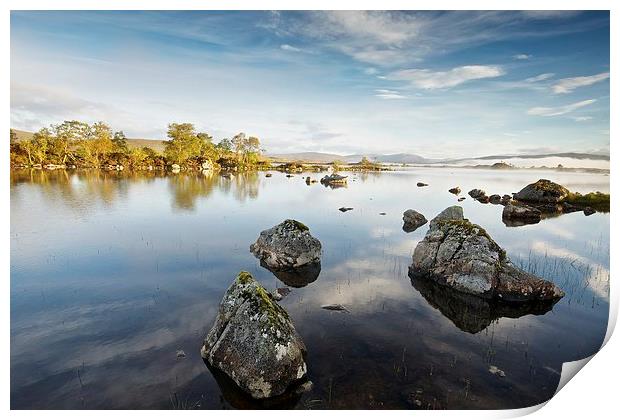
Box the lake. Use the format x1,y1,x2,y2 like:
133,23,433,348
10,168,610,409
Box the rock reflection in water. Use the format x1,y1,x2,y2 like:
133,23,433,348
260,260,321,288
204,362,303,409
409,274,560,334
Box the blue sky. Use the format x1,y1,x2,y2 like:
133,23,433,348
10,11,610,157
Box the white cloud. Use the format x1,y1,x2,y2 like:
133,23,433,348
513,53,531,60
364,67,378,75
552,72,610,94
388,65,504,89
525,73,555,83
572,116,593,122
527,99,596,116
280,44,301,52
374,89,407,99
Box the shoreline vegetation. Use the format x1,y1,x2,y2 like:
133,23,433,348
10,122,608,175
9,122,387,174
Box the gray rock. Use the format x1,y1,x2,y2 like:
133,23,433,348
584,207,596,216
201,272,308,399
417,182,428,187
489,194,502,204
429,205,464,228
250,220,322,269
500,194,512,205
514,179,569,203
410,206,564,302
468,189,486,199
402,209,428,233
320,173,348,185
502,203,541,222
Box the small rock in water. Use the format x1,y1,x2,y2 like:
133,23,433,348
488,365,506,377
176,349,186,359
265,173,272,177
584,207,596,216
339,207,354,212
271,287,292,301
321,304,350,312
379,212,387,215
457,197,466,202
286,174,294,178
448,187,461,195
489,194,502,204
417,182,428,187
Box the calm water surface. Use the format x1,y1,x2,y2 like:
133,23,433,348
10,168,610,409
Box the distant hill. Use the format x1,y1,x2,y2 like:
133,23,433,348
11,129,167,152
269,152,435,164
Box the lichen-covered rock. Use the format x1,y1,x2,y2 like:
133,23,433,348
250,219,322,269
402,209,428,233
502,203,542,222
201,272,308,399
514,179,569,203
429,205,463,228
410,206,564,302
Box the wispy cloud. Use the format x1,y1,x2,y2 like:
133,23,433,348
374,89,407,99
513,53,531,60
572,116,593,122
527,99,596,116
525,73,555,83
388,65,504,89
280,43,302,52
552,72,609,94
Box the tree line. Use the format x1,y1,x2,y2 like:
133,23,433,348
10,121,269,170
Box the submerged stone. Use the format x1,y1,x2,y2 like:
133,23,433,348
201,272,308,399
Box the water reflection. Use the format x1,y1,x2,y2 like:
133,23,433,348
10,167,609,409
204,362,302,409
260,261,321,288
409,275,560,334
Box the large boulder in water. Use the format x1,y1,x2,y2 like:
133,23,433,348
410,206,564,302
514,179,569,203
250,220,322,269
201,272,309,399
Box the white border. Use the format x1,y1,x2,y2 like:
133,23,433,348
2,1,616,419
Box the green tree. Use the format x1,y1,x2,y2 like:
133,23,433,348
113,131,129,153
51,120,90,164
231,132,262,166
164,123,203,164
31,128,53,164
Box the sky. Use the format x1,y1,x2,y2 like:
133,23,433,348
10,11,610,158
